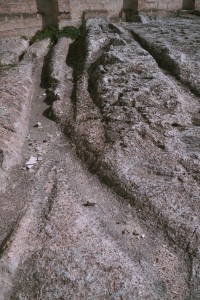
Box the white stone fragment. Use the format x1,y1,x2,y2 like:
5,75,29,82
25,156,37,169
33,122,42,128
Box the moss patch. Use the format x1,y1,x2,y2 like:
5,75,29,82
31,26,80,45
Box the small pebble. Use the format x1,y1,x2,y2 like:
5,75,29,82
33,122,42,128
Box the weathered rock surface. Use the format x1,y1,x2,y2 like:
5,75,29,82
0,37,191,299
0,39,49,174
48,37,74,128
0,39,50,259
50,18,200,296
124,15,200,96
0,16,200,299
0,37,29,65
61,18,200,256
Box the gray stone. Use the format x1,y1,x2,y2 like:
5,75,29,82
0,38,29,65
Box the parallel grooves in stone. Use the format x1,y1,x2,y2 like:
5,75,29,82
51,20,200,262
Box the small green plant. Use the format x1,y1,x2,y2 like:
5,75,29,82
0,63,17,74
31,25,80,45
0,63,17,69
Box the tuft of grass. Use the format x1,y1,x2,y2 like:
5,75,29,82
0,63,17,74
0,63,17,69
31,25,80,45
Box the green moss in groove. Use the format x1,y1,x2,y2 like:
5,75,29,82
31,25,81,45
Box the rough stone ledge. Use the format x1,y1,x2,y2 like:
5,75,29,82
124,18,200,96
0,37,29,65
48,37,74,129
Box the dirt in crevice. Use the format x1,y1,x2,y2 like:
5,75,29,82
40,46,54,92
66,31,87,108
0,220,19,258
